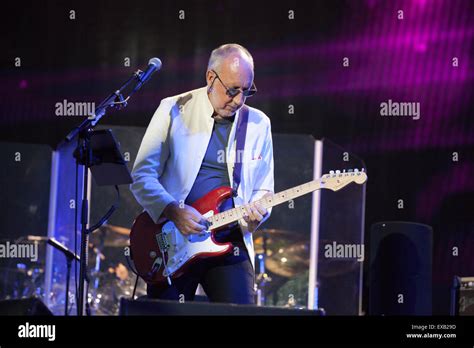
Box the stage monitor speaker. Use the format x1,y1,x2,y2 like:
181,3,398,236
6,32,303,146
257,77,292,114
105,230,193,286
119,298,325,316
451,276,474,316
369,221,432,315
0,298,54,316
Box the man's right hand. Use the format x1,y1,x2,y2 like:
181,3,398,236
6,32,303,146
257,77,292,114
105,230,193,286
163,201,207,236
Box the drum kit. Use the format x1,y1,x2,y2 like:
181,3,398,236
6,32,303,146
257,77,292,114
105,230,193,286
253,231,362,308
253,228,310,307
1,226,317,313
86,224,147,315
0,236,47,302
0,225,146,316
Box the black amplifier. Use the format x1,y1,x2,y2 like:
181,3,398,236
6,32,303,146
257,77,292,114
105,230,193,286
451,276,474,315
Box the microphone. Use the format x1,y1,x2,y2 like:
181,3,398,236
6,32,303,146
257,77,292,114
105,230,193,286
47,237,81,262
133,57,162,92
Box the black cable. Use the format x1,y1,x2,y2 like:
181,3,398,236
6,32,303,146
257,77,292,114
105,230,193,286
87,185,120,234
124,248,141,300
132,274,139,300
125,248,139,277
125,245,140,300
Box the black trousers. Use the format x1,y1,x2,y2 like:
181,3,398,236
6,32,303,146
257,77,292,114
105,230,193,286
146,227,255,305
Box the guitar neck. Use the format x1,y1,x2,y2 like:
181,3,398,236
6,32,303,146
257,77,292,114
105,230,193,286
208,179,322,230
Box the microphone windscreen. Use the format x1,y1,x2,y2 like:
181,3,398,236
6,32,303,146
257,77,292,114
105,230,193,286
148,57,162,70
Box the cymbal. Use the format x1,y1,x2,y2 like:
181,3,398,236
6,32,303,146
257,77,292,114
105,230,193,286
264,242,310,278
97,224,131,236
254,228,299,238
253,228,309,277
26,235,49,242
253,228,304,254
90,237,129,248
2,235,49,243
90,224,130,248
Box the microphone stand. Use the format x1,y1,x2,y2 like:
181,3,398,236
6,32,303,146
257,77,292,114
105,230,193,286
64,66,150,316
47,238,80,316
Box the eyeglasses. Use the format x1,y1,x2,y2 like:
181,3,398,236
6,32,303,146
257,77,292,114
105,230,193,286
211,69,257,98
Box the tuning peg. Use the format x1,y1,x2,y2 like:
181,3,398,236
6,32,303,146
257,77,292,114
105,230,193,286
330,170,335,175
343,169,346,173
354,169,359,173
336,170,341,174
348,169,353,172
361,168,365,172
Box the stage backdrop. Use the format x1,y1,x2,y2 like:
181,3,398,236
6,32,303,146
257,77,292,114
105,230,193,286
1,0,473,314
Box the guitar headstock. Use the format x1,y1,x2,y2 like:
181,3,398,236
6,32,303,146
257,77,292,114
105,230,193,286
320,168,367,191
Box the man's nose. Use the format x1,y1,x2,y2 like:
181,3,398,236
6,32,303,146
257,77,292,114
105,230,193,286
232,92,245,105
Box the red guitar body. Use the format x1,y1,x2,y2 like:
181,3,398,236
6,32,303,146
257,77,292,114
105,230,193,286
129,186,235,285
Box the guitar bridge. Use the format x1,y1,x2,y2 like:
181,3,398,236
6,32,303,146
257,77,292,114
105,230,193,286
156,233,170,252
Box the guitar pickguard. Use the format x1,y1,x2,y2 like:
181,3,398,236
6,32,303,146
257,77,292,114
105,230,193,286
159,210,229,277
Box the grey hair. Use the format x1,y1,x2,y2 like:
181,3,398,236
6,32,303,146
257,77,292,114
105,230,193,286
207,43,254,72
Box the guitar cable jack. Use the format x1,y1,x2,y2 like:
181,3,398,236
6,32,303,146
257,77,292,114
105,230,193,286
160,248,173,286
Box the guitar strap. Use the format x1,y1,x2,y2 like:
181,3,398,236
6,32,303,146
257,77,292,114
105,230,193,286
232,104,249,195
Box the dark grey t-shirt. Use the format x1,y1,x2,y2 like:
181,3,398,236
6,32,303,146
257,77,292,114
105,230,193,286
185,115,235,212
185,115,246,248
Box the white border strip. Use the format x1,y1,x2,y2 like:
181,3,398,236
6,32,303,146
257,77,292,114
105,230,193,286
44,150,60,310
358,178,367,315
308,139,323,310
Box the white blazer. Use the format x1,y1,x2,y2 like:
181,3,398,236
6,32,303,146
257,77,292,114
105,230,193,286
130,86,275,268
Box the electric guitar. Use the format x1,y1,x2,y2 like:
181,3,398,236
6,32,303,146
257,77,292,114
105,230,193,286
129,169,367,285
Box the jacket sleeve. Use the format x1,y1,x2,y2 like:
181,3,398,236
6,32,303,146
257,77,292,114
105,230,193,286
130,98,176,223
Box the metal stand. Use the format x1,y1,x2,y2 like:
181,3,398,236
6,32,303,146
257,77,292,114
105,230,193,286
255,232,271,306
63,61,156,315
65,256,72,315
77,135,91,316
47,237,80,316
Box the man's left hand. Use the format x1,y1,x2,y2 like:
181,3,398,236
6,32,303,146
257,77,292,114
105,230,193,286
242,193,272,233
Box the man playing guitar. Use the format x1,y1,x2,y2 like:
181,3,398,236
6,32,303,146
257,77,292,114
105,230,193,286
130,43,274,304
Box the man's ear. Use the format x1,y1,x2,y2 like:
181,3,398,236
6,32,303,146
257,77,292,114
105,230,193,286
205,70,214,87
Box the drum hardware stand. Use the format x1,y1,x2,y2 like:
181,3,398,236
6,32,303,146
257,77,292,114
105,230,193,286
255,231,272,306
47,238,80,316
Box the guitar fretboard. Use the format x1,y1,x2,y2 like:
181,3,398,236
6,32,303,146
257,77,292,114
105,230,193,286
207,179,322,230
